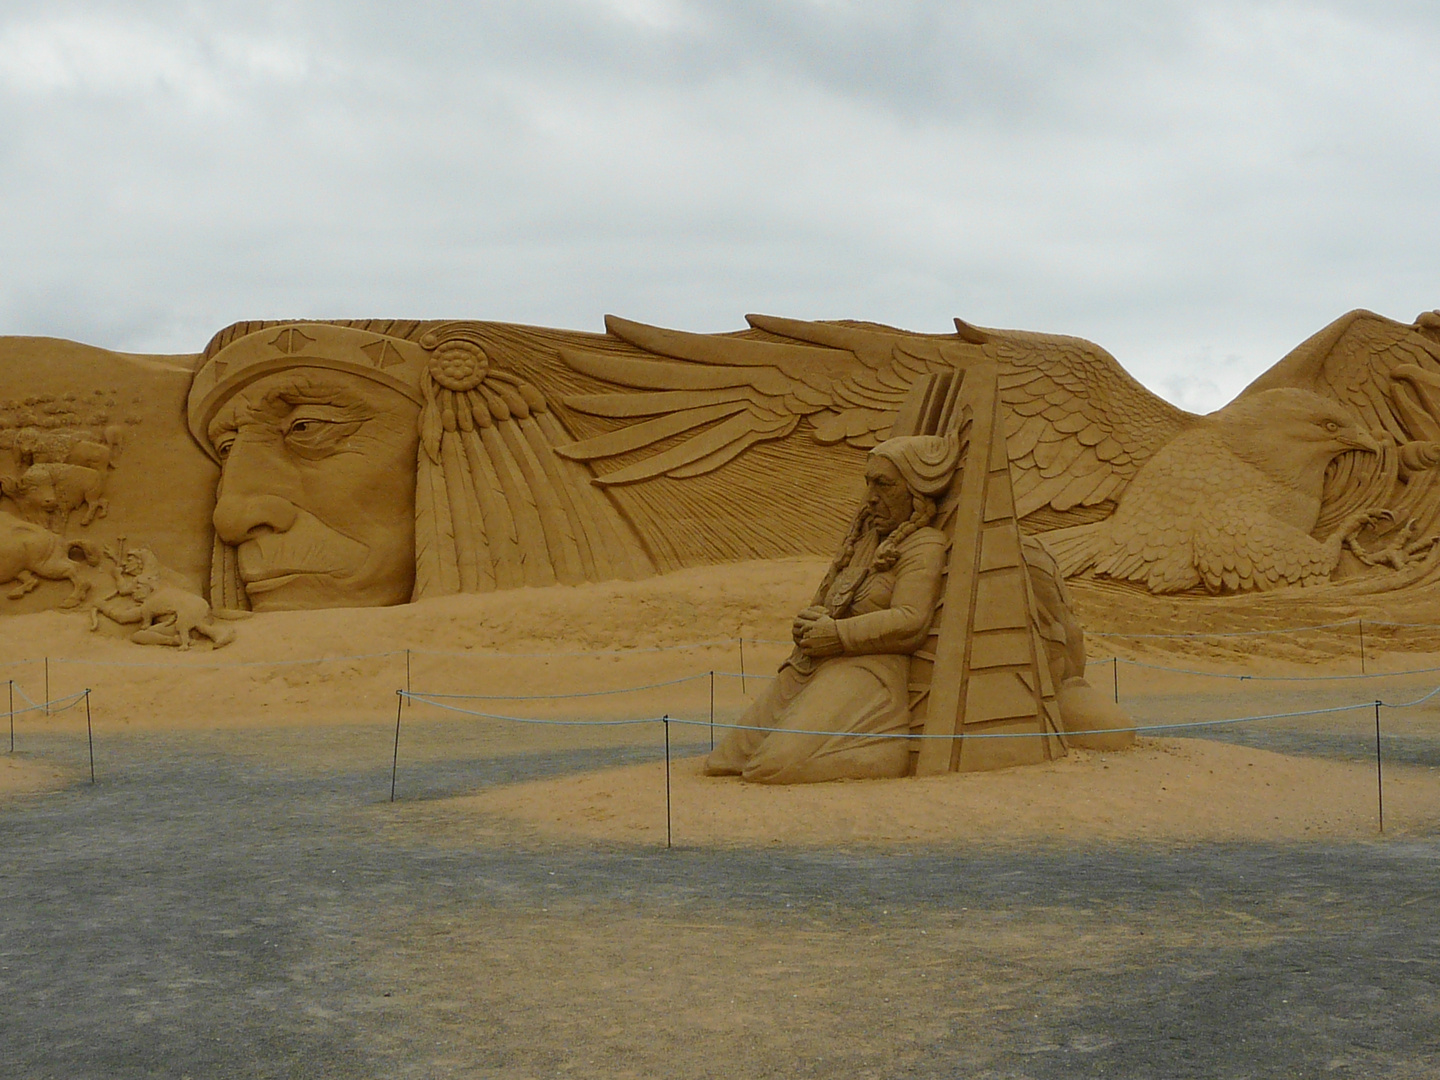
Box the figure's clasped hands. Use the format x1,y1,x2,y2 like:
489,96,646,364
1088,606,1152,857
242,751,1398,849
791,605,825,645
793,608,844,658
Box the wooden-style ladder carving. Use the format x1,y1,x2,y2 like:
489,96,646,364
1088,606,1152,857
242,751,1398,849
891,365,1066,774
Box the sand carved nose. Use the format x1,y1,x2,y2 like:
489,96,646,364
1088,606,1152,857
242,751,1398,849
213,493,299,544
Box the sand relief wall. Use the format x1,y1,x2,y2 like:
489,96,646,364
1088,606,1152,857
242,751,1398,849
0,336,222,640
5,305,1440,655
704,366,1132,782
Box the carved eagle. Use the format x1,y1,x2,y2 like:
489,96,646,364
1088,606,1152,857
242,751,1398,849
550,308,1440,594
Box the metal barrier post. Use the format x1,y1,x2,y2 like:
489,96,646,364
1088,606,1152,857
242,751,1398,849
85,690,95,784
738,636,746,694
44,657,49,716
663,715,672,849
1374,699,1384,834
709,671,715,752
1113,657,1119,704
1359,619,1367,675
8,679,13,753
390,691,403,802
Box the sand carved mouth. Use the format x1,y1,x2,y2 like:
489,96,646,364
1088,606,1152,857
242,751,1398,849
242,571,342,594
236,514,368,589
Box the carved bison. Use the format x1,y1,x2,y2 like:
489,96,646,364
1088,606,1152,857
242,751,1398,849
0,462,108,532
0,511,100,605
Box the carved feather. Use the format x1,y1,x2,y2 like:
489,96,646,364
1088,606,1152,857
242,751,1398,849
593,412,799,486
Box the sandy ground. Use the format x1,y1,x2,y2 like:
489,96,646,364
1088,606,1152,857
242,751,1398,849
449,738,1438,846
3,556,1439,847
0,752,73,800
4,560,1440,1077
6,556,1440,730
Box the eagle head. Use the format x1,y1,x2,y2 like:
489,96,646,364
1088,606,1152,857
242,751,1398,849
1213,388,1378,495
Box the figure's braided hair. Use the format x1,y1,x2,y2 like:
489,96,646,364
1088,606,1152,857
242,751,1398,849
814,507,871,603
815,492,936,615
873,492,937,572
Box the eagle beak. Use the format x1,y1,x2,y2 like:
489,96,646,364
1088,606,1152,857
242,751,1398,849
1344,429,1380,454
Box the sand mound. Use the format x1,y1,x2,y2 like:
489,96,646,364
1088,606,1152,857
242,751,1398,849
447,738,1439,847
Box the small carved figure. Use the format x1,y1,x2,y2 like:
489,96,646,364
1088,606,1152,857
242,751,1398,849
704,434,958,783
1345,516,1440,571
0,510,99,606
0,461,108,532
1023,535,1133,751
64,427,123,473
14,428,74,466
128,575,238,650
84,544,243,649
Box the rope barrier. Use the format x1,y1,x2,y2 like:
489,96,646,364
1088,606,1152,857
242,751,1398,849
400,679,1440,739
7,683,88,716
7,616,1440,671
1376,680,1440,709
1098,657,1440,682
9,646,1440,699
410,673,711,701
407,640,740,659
667,700,1387,739
400,692,672,727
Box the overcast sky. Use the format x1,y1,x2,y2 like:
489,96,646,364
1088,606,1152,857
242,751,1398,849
2,1,1437,412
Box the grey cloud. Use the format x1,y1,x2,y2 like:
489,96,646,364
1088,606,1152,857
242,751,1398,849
0,0,1438,412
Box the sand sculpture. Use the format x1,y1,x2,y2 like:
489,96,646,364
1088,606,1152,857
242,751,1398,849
3,307,1440,623
0,512,101,605
707,368,1130,781
85,544,243,649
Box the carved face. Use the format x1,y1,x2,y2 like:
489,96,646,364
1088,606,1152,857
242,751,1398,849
864,457,913,537
207,370,419,610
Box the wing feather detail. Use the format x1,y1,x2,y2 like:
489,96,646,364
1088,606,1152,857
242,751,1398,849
556,401,750,461
955,321,1195,522
592,412,798,485
565,387,761,418
554,312,1195,519
559,348,793,395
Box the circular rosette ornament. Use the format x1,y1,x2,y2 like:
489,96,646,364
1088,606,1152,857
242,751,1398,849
428,339,489,392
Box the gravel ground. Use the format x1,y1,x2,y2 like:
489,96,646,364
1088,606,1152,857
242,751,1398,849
1,723,1438,1079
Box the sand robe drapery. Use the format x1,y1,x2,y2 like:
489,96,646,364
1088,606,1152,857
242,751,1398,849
705,526,947,783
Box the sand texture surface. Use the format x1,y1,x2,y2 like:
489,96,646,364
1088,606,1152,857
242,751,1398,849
448,738,1438,846
0,753,73,800
2,556,1438,850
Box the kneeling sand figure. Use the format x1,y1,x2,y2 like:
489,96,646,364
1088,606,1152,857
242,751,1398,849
705,435,957,783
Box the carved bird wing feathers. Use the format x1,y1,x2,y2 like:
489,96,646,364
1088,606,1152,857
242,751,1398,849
957,320,1197,519
555,314,1194,518
554,314,959,485
1238,309,1440,444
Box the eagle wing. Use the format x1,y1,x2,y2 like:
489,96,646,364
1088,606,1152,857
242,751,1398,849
553,314,970,485
1239,308,1440,441
959,320,1196,520
555,313,1194,525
